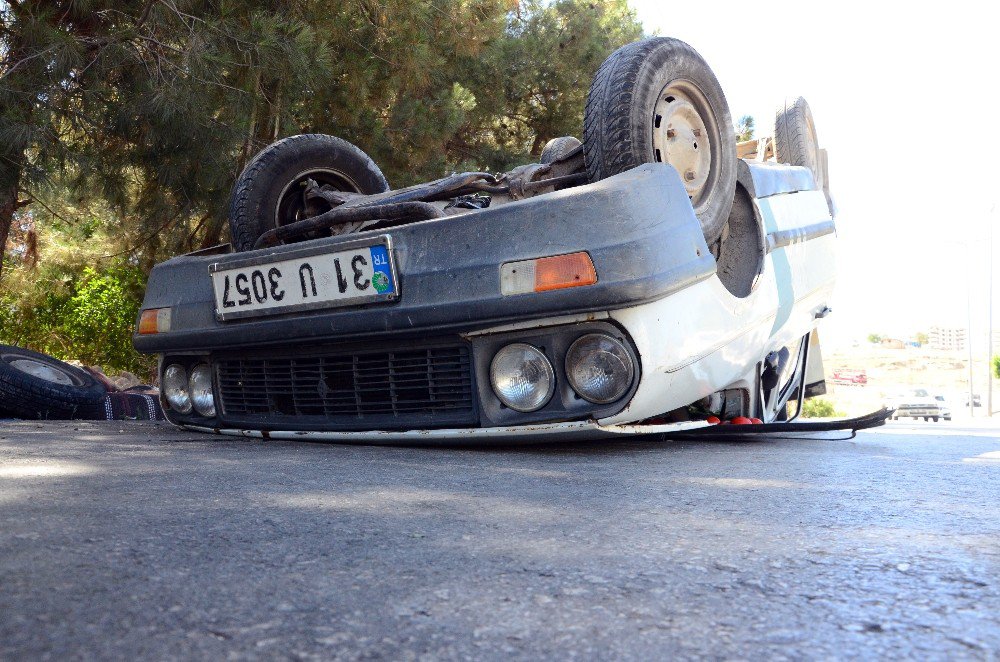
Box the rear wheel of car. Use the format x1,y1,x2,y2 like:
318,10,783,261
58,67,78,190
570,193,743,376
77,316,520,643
0,345,107,419
583,37,737,243
228,134,390,252
774,97,824,191
539,136,582,164
932,416,939,422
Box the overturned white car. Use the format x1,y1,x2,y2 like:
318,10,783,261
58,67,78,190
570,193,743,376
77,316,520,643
133,38,839,442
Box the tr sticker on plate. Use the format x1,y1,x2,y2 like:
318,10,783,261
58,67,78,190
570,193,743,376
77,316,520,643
211,241,396,321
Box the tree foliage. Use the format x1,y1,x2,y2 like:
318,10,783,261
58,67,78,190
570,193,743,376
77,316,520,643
1,0,644,372
735,114,753,142
801,398,844,419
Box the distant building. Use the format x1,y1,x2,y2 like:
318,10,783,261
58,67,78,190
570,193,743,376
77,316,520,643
880,338,905,349
929,326,966,351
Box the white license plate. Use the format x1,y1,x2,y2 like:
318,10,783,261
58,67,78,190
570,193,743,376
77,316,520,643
211,239,397,321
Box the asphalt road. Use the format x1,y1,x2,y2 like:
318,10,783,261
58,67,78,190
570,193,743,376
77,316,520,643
1,420,998,660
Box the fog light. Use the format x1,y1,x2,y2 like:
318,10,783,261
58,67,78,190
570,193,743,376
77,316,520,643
565,334,634,404
163,364,192,414
189,363,216,417
490,343,555,412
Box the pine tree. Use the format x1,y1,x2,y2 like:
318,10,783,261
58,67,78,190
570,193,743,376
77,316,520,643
0,0,335,279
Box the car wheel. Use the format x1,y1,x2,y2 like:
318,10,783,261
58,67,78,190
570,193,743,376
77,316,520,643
539,136,582,164
774,97,824,191
583,37,737,243
228,134,390,252
0,345,107,419
932,416,939,422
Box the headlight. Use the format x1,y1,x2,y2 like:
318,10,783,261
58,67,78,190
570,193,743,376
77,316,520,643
565,334,634,404
189,363,216,417
163,364,192,414
490,343,555,412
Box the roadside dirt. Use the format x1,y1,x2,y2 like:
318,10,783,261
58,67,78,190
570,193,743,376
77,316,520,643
821,345,992,417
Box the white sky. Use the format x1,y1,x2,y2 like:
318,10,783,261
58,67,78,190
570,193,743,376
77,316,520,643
629,0,1000,348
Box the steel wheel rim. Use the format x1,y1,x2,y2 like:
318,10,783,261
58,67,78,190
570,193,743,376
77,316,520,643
6,357,80,386
651,80,719,208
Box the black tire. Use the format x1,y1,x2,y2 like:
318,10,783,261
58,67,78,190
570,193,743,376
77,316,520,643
539,136,582,164
774,97,824,191
933,416,939,422
0,345,107,419
228,134,390,252
584,37,737,242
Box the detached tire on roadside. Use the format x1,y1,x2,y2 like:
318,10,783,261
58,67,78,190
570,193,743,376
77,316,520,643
0,345,107,420
228,134,390,252
583,37,737,243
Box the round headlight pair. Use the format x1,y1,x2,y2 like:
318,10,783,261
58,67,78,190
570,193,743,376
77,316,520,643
163,363,216,417
489,334,634,412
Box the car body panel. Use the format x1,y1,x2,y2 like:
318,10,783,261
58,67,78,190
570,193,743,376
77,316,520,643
603,190,834,425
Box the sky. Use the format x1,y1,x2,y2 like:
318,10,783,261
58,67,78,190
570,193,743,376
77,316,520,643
628,0,1000,349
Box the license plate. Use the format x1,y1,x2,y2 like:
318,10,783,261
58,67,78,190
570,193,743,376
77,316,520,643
210,238,397,321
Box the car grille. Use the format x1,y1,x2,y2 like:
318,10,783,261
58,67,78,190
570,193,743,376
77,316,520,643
216,344,477,429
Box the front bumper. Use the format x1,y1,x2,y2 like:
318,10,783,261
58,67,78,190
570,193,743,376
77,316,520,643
134,164,714,354
894,407,946,418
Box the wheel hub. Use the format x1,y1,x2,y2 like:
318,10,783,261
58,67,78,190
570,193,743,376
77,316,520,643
652,92,712,200
9,358,76,386
275,168,361,234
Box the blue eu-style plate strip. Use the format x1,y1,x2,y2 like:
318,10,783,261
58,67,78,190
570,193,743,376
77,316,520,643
369,245,395,295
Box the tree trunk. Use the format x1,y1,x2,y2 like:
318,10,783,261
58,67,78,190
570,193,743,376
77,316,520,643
0,23,31,285
0,179,20,284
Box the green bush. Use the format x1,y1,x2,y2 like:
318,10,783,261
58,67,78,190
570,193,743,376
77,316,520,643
0,264,155,379
801,398,845,418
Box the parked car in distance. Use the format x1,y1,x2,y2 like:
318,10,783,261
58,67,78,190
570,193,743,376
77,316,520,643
890,389,950,422
960,393,982,408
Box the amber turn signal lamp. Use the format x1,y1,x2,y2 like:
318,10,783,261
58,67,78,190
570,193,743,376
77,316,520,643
500,251,597,296
137,308,172,335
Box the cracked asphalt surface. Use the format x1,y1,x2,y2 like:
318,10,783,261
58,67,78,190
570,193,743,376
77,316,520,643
1,420,998,659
